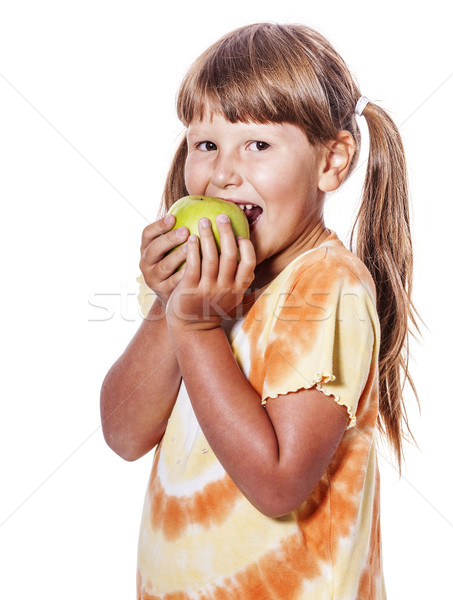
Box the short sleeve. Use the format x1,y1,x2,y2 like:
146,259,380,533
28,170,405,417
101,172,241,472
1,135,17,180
261,260,379,428
136,274,157,317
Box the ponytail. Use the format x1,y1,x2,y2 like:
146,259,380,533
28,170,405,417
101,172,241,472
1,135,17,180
350,102,421,471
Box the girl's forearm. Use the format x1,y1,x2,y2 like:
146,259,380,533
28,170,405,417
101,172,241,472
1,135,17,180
169,324,282,512
100,298,181,461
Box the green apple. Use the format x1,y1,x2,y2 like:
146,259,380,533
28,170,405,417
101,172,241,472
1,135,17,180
167,195,250,265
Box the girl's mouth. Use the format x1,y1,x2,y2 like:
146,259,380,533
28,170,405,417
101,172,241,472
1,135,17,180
237,203,263,230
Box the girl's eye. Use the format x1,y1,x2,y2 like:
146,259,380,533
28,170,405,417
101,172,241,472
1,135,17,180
248,141,270,151
197,141,217,151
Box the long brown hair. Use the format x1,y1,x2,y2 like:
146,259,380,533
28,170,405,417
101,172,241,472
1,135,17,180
159,22,421,470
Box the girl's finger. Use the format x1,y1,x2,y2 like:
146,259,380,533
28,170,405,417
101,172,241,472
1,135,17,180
155,244,188,280
198,218,219,280
182,234,201,284
140,215,175,254
140,230,190,283
165,262,186,288
216,214,240,282
141,216,189,258
234,237,257,289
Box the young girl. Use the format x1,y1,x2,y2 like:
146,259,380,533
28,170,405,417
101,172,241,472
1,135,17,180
101,22,419,599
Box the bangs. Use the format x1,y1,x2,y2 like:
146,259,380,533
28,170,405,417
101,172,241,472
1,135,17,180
176,23,333,144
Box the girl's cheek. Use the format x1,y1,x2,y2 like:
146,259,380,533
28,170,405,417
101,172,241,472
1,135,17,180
184,172,201,196
184,154,207,195
249,162,278,194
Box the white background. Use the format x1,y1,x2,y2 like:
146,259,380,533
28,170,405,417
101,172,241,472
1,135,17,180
0,1,451,597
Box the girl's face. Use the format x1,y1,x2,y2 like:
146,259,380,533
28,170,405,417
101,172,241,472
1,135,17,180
185,112,328,280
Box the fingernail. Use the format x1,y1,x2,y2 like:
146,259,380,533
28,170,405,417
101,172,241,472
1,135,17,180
189,234,198,243
164,214,174,226
200,218,211,228
217,214,229,223
176,227,188,238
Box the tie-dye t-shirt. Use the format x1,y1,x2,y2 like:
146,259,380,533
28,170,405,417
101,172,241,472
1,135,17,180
136,230,386,599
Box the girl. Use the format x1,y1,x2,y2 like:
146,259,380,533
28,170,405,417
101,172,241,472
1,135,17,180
100,22,419,599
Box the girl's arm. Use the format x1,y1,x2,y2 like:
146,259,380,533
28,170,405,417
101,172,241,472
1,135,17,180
100,214,190,461
166,219,348,517
169,323,348,518
100,299,181,461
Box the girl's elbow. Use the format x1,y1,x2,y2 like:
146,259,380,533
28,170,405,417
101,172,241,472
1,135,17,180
257,500,301,519
100,413,161,461
117,447,147,462
102,428,134,461
103,431,153,462
249,487,308,519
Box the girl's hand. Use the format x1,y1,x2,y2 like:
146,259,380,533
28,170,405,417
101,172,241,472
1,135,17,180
166,214,256,332
139,214,190,306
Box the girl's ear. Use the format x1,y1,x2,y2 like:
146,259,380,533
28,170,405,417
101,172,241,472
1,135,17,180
317,131,355,192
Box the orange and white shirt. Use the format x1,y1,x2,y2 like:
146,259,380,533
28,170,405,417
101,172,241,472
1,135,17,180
136,230,386,599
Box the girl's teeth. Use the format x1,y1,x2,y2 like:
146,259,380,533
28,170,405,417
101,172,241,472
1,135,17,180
245,204,253,209
238,203,256,210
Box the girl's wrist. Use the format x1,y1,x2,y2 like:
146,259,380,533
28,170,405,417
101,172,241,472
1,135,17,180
166,310,223,335
143,295,168,323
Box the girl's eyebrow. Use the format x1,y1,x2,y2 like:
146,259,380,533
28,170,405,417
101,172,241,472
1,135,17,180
186,129,207,139
187,124,281,137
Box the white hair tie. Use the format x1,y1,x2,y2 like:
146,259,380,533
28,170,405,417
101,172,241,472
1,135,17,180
355,96,370,117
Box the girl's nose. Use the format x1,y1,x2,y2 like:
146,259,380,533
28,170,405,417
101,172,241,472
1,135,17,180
210,152,242,189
